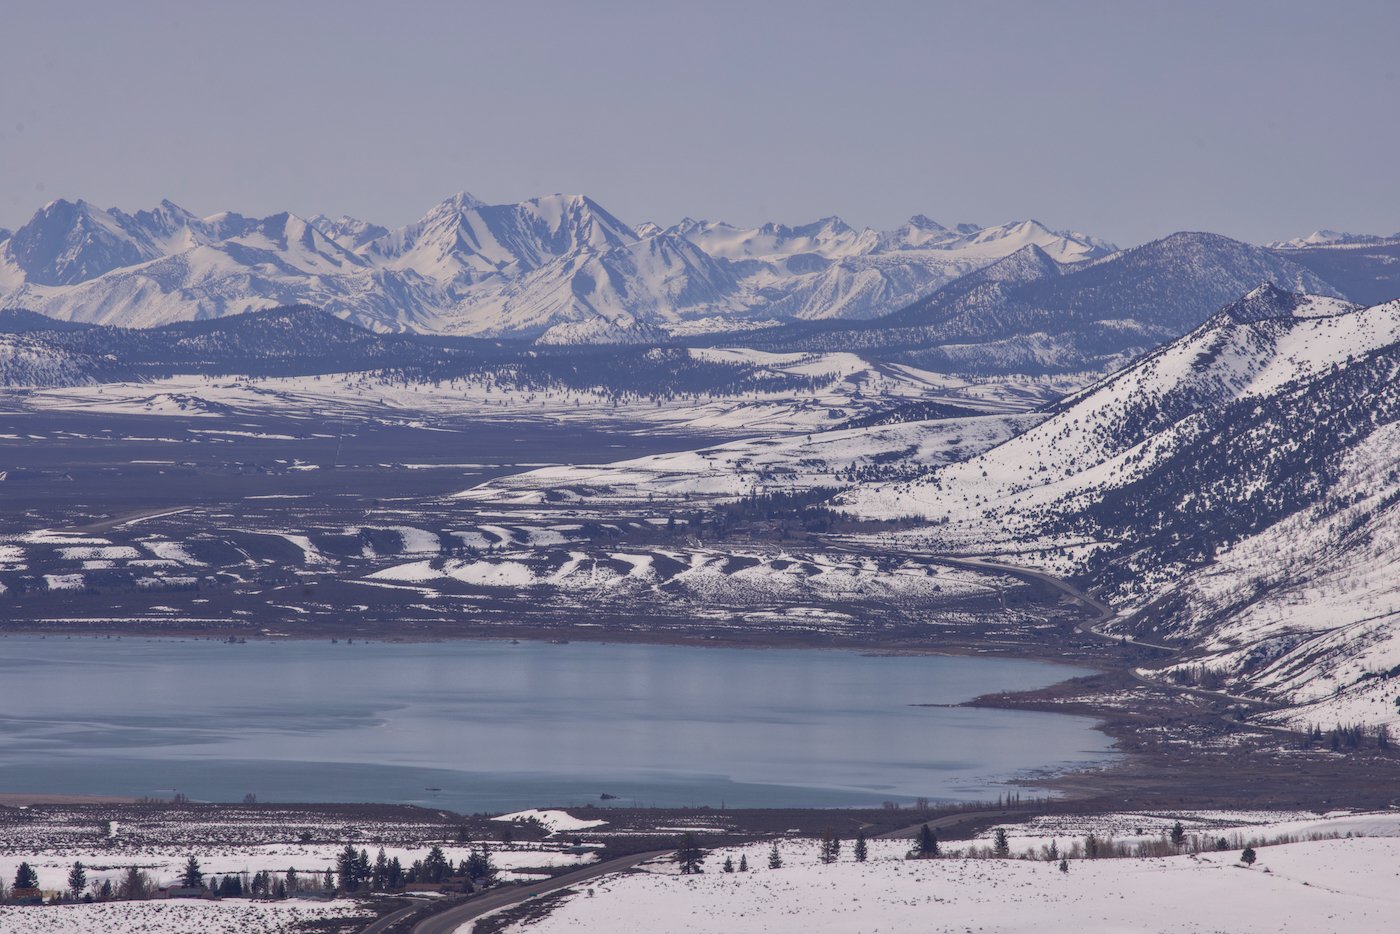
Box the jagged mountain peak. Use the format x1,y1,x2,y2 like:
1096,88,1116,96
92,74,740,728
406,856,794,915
308,213,390,252
905,214,947,231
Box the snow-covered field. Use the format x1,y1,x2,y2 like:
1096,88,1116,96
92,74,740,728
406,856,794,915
0,898,366,934
5,355,1073,436
486,812,1400,934
458,412,1037,506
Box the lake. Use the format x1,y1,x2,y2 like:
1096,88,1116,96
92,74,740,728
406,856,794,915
0,637,1114,810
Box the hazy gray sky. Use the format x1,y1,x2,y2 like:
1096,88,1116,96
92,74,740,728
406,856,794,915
1,0,1396,245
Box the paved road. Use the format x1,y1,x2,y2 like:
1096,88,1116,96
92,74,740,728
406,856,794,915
68,506,191,534
938,555,1176,651
362,849,671,934
874,807,1031,841
364,810,1031,934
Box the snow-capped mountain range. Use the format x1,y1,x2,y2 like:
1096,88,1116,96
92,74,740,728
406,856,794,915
734,231,1350,375
1267,229,1400,249
0,192,1114,342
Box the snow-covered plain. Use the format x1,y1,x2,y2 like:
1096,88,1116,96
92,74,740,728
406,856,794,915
487,817,1400,934
0,898,366,934
7,353,1072,436
459,412,1037,506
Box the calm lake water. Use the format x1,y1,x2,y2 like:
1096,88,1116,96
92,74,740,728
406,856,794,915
0,637,1114,809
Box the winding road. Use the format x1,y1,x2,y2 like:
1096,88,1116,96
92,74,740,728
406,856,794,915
362,849,670,934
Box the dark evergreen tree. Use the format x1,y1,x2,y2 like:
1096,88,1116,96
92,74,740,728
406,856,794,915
993,828,1011,858
424,845,450,883
356,848,372,887
768,842,783,869
1241,846,1257,866
854,830,868,863
1059,858,1069,873
181,855,204,889
738,854,749,872
676,833,704,875
465,847,497,885
68,861,87,900
336,845,360,891
1170,822,1186,847
722,856,735,873
387,857,404,890
372,849,389,890
13,862,38,890
916,824,939,858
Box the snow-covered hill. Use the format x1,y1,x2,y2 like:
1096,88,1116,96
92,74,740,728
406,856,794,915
840,286,1400,727
0,193,1113,340
0,333,121,387
739,232,1353,375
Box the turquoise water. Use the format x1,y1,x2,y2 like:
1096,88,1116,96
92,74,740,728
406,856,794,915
0,637,1113,809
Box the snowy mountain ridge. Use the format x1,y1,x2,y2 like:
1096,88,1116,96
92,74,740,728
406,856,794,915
0,193,1115,340
838,285,1400,728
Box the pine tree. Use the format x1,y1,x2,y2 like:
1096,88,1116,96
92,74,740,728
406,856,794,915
768,842,783,869
916,823,939,858
181,855,204,889
323,867,335,892
13,862,38,890
993,828,1010,858
738,854,749,872
1241,846,1257,866
854,830,868,863
356,848,372,887
1047,839,1059,861
68,861,87,900
286,867,299,895
387,856,403,890
117,866,151,900
373,849,388,890
722,856,735,872
1059,858,1069,873
677,833,704,875
1170,822,1186,847
424,845,450,883
466,847,497,885
336,845,360,891
819,828,837,864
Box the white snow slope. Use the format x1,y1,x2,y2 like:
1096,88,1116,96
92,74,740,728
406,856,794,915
840,287,1400,729
486,830,1400,934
